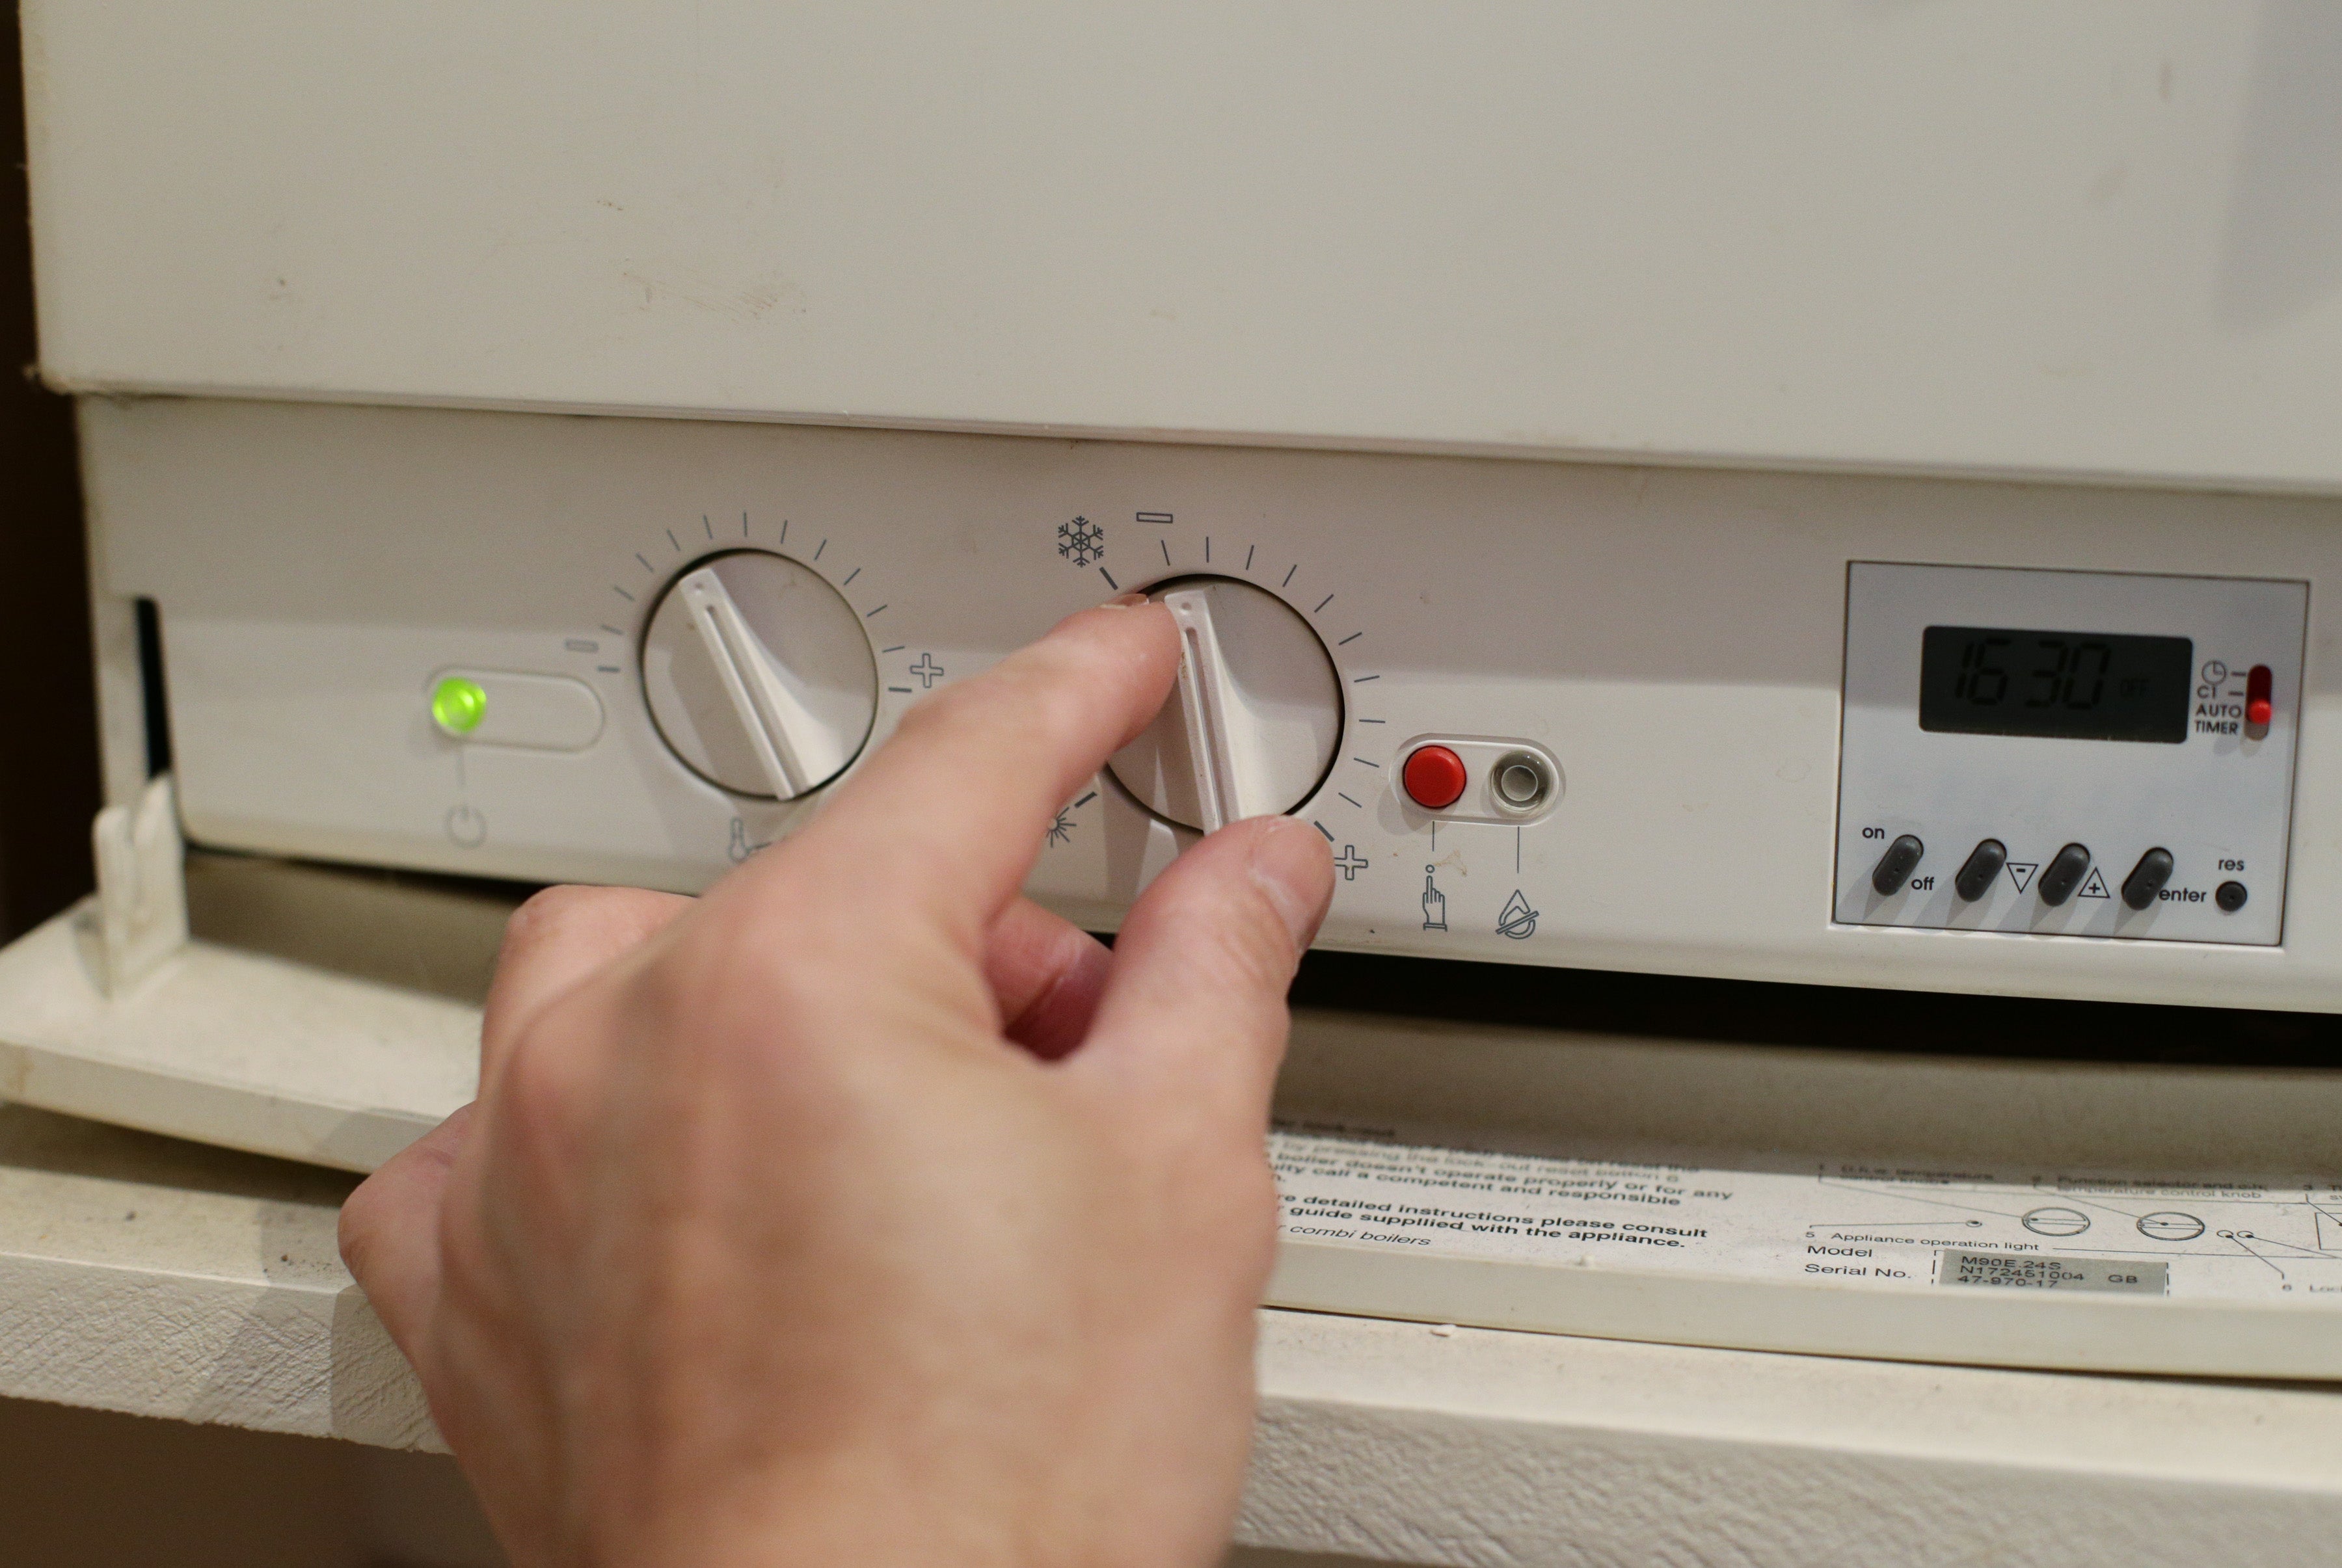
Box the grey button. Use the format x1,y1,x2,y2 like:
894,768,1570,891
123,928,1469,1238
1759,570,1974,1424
1954,839,2006,902
2121,848,2174,910
2216,880,2248,912
1497,762,1542,806
1870,834,1924,896
2038,843,2092,906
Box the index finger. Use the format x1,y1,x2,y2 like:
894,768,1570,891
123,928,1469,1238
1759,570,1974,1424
734,596,1178,950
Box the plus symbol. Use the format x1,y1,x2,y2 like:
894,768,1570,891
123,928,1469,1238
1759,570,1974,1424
909,652,945,689
1334,845,1369,881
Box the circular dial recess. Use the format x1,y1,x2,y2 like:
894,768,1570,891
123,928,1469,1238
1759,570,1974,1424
1107,576,1343,831
641,550,878,800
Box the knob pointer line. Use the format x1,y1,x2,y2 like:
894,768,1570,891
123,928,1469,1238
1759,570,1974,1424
1166,587,1247,833
678,566,839,801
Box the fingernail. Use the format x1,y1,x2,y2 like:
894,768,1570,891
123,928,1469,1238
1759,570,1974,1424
1101,591,1150,609
1249,817,1335,953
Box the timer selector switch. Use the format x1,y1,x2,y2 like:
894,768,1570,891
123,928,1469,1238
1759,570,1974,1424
2121,848,2175,910
1870,834,1924,896
1953,839,2006,902
641,551,880,800
2037,843,2093,907
1108,578,1342,832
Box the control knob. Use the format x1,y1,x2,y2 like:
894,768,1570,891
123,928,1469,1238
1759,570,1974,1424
641,551,879,799
1107,578,1343,831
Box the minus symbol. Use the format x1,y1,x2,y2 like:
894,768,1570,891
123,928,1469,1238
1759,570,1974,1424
887,686,913,693
864,604,888,618
597,664,621,674
600,624,625,637
1338,632,1362,645
1352,674,1380,684
1356,717,1386,724
881,644,906,654
1353,756,1381,767
1073,791,1098,808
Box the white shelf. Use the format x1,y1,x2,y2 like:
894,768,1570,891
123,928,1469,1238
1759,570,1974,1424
2,1103,2339,1566
6,853,2342,1560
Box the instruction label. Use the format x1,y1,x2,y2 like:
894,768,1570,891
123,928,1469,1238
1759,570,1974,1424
1272,1125,2342,1305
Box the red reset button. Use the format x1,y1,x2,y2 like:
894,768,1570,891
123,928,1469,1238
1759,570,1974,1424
1403,745,1468,810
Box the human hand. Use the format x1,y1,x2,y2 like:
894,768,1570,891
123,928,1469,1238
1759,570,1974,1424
339,596,1334,1568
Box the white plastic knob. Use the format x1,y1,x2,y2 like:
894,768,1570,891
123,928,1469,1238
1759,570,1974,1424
641,551,878,799
1108,578,1343,831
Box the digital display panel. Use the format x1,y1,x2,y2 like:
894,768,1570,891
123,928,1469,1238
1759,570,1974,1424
1918,626,2192,743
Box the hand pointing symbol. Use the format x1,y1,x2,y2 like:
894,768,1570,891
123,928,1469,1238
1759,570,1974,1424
1422,866,1448,931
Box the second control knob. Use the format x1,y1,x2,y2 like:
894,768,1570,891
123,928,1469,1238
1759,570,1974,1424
1107,577,1343,831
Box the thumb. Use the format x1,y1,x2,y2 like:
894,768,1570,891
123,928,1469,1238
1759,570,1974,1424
1072,816,1332,1129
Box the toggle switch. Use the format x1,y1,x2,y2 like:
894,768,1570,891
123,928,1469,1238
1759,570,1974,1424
1954,839,2006,902
2121,848,2174,910
2247,664,2273,740
1870,834,1923,896
2038,842,2092,907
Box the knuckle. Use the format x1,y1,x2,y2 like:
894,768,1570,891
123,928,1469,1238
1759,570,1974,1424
487,1018,595,1159
336,1183,386,1275
498,884,606,957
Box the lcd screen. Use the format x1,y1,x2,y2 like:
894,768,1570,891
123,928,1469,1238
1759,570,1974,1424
1918,626,2191,743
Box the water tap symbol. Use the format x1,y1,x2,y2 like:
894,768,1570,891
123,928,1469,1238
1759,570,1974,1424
1421,866,1448,931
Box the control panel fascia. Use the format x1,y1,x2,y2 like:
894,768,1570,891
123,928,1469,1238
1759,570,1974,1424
84,397,2342,1012
1835,563,2306,946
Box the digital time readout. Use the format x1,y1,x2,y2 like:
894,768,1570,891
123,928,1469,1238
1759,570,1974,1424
1917,626,2192,743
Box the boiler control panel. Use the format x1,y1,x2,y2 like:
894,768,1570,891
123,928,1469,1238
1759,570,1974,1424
77,399,2342,1011
1835,564,2307,946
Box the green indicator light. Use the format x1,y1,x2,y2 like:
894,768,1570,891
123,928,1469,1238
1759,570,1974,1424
431,676,489,736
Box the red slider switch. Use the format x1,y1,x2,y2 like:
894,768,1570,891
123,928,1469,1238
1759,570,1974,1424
1403,745,1468,810
2247,665,2273,736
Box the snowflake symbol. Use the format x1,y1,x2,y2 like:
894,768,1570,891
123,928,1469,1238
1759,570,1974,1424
1056,516,1106,567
